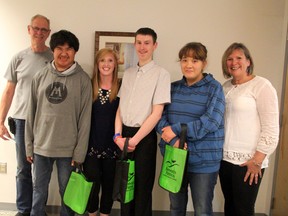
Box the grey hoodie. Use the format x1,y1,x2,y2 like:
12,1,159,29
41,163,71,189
25,62,92,163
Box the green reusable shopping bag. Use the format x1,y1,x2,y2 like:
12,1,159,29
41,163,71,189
123,158,135,203
159,124,188,193
112,138,135,203
63,165,93,214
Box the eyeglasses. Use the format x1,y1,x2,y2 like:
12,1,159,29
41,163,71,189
30,25,50,33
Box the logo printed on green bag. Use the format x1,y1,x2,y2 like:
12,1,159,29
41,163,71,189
126,171,135,192
164,159,179,180
128,172,135,182
167,159,179,168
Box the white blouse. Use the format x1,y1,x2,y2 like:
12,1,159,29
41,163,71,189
222,76,279,168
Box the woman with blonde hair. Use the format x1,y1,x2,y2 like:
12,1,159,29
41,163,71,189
83,48,120,216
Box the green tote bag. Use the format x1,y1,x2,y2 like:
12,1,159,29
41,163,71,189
63,165,93,214
159,124,188,193
112,138,135,203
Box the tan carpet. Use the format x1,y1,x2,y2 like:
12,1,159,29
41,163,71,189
0,211,17,216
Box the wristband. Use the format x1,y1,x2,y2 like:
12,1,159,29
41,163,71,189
113,133,121,141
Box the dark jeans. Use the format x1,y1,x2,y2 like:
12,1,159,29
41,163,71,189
14,119,33,214
169,172,218,216
83,156,116,214
120,125,157,216
219,160,264,216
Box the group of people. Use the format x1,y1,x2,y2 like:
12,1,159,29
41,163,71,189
0,13,279,216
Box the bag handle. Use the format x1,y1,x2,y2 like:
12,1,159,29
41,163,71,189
75,163,84,174
179,123,187,149
121,138,130,160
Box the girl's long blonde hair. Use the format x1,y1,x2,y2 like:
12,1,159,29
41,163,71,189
92,48,119,102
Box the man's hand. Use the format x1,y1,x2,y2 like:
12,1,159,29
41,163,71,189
115,137,136,152
27,156,33,164
71,160,82,167
0,124,11,140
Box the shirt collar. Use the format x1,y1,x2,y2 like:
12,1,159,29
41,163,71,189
137,60,155,73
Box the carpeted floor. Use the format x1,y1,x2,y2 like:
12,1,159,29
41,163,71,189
0,210,269,216
0,211,17,216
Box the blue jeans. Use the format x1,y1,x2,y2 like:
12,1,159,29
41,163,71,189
14,119,33,214
169,171,218,216
31,154,75,216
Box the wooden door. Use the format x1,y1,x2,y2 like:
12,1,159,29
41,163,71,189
271,54,288,215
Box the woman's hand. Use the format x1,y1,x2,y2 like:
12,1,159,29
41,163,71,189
240,159,262,185
161,126,176,143
173,139,188,150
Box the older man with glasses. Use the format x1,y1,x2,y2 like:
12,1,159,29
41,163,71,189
0,14,53,216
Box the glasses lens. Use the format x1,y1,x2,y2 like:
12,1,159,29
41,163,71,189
31,26,49,33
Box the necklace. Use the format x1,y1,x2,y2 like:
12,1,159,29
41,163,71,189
98,88,111,105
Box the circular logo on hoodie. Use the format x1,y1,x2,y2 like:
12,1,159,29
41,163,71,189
45,82,67,104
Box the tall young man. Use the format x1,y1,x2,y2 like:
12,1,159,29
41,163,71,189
114,27,171,216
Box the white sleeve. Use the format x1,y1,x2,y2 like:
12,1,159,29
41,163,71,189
255,80,279,155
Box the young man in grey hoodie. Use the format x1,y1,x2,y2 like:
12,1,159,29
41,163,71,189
25,30,92,216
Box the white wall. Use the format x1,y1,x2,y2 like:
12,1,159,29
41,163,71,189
0,0,287,214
